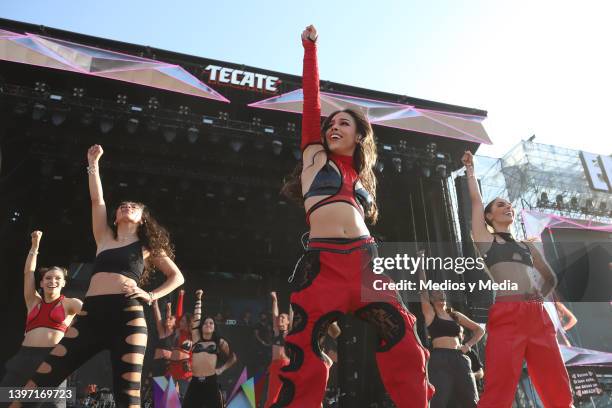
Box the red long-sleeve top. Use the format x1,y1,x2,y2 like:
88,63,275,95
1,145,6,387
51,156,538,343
301,39,322,151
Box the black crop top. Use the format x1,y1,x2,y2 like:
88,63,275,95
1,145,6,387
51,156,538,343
304,153,373,225
482,232,534,269
427,314,461,339
193,341,218,355
272,331,286,347
92,241,144,282
156,334,174,352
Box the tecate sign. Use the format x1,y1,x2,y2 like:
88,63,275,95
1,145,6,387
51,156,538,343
205,65,279,92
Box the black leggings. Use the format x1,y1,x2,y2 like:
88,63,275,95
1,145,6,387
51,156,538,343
29,294,148,408
428,348,478,408
183,375,224,408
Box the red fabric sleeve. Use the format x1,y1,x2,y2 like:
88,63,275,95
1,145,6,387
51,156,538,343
301,39,322,151
175,290,184,321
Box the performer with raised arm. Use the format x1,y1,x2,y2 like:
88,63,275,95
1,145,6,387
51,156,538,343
24,145,185,408
150,290,184,378
183,289,237,408
417,251,484,407
265,291,291,408
462,151,573,407
1,231,82,408
274,25,433,408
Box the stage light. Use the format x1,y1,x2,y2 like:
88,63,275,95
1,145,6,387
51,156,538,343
34,81,48,94
272,140,283,156
287,122,296,132
392,157,402,173
116,94,127,105
252,117,262,127
147,97,159,110
218,111,229,121
264,126,274,134
51,110,68,126
375,160,385,173
436,163,447,178
99,116,114,134
426,142,437,159
49,94,63,101
72,87,85,98
230,140,244,153
126,118,139,134
187,126,199,143
163,126,177,142
179,105,190,115
383,145,393,152
202,117,214,125
555,194,564,208
32,103,46,121
422,167,432,178
399,140,408,152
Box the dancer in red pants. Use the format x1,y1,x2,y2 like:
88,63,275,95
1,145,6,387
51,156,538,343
265,292,290,408
463,151,573,408
274,25,433,408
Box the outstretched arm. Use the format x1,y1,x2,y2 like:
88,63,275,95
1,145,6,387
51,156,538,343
191,289,203,342
270,291,279,334
175,289,185,322
87,145,112,247
152,300,164,336
24,231,43,310
461,151,491,242
300,25,325,164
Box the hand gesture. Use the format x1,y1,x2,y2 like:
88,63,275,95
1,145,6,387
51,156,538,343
122,281,152,305
270,291,277,300
31,231,43,248
195,289,204,300
459,344,471,354
301,25,318,43
87,145,104,164
461,150,474,168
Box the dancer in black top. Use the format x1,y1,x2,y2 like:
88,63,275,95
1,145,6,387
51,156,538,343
183,289,237,408
23,145,185,408
418,253,484,407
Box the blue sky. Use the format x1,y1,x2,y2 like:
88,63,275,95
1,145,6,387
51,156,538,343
2,0,611,158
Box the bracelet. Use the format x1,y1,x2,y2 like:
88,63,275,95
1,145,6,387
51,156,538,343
28,250,39,256
148,292,154,305
86,164,98,175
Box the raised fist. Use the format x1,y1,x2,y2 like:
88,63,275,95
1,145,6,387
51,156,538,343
87,145,104,164
301,25,318,43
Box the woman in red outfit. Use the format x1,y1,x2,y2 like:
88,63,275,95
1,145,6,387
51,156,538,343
150,289,184,378
462,151,573,407
273,25,433,408
1,231,82,408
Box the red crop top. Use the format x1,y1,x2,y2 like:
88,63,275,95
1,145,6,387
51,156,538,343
25,295,68,333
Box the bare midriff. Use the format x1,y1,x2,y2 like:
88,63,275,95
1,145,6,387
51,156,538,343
191,342,217,377
432,336,461,350
86,273,139,297
272,344,288,361
306,198,369,239
22,326,68,348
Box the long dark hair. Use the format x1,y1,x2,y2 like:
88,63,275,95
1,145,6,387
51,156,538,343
198,315,222,345
111,201,175,284
281,109,379,223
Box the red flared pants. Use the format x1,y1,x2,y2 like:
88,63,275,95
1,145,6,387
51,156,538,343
478,298,573,407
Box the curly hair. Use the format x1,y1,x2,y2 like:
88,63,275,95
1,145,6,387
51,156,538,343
281,109,379,224
111,201,175,284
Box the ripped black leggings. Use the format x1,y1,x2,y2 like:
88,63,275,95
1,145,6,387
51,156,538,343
29,295,148,408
